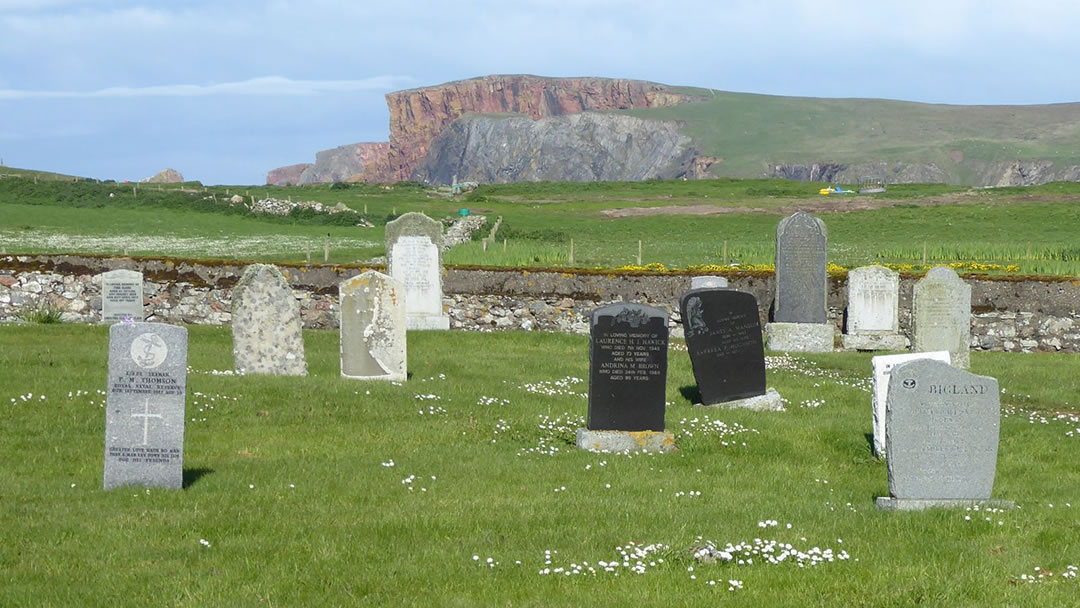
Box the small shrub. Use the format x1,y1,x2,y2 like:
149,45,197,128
18,301,63,324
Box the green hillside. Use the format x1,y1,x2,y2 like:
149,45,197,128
624,88,1080,184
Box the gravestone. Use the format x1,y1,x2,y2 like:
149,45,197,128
869,350,951,458
231,264,307,376
339,271,407,382
913,266,971,368
842,265,906,351
103,322,187,490
773,211,827,323
690,276,728,289
100,269,144,323
765,211,832,352
577,303,674,452
385,212,450,330
876,358,1013,510
680,289,782,410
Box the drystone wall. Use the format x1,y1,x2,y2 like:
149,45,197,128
1,255,1078,353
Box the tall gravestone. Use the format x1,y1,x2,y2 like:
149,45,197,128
842,265,906,351
339,271,407,382
104,322,187,490
913,266,971,369
577,303,674,453
869,350,951,459
386,213,450,330
100,269,144,323
680,289,782,410
876,359,1012,510
231,264,308,376
765,211,833,352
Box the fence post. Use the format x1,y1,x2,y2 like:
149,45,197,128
569,239,575,266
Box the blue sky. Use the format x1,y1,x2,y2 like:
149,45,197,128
3,0,1080,185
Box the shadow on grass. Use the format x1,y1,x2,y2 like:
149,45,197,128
183,467,214,489
678,385,702,405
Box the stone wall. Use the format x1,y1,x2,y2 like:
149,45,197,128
1,254,1078,353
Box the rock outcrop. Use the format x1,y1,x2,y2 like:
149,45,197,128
419,113,696,184
767,162,950,184
267,75,692,185
266,163,312,186
141,168,184,183
386,75,688,182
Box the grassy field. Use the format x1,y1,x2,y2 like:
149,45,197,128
2,174,1079,274
1,324,1078,606
626,88,1080,182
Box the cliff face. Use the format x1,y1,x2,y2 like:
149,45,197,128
385,75,689,182
266,163,312,186
418,113,696,184
267,75,693,184
767,160,1080,186
296,143,391,185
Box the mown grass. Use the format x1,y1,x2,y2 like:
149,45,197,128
1,324,1078,606
3,175,1080,274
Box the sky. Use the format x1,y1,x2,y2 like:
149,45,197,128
3,0,1080,185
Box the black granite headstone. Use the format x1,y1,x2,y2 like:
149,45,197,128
588,303,668,431
680,289,766,404
774,211,828,323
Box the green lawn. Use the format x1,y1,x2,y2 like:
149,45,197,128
3,175,1080,274
1,324,1077,606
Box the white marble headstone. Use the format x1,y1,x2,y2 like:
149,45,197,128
847,265,899,333
385,213,450,330
101,269,144,323
340,271,407,382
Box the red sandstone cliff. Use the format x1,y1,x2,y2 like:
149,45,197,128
266,163,312,186
266,75,691,184
384,75,688,181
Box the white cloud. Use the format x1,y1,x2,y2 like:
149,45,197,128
0,75,414,99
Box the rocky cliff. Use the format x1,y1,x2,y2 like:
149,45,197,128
267,75,691,185
266,163,312,186
386,75,688,181
141,168,184,183
767,160,1080,186
419,113,697,184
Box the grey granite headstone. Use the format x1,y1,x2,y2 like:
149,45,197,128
104,322,187,490
842,265,906,351
231,264,307,376
386,212,450,330
773,211,827,324
876,358,1012,510
100,269,144,323
913,266,971,369
340,271,407,382
869,350,951,458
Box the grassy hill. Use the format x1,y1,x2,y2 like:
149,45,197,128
623,88,1080,184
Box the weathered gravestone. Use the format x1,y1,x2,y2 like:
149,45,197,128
842,265,906,351
231,264,307,376
577,303,675,452
876,358,1013,510
104,322,187,490
690,276,728,290
869,350,951,459
339,271,407,382
913,266,971,369
680,289,782,410
386,212,450,330
765,211,833,352
100,269,144,323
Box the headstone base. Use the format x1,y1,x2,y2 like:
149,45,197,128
342,370,407,382
576,429,677,453
406,315,450,330
695,388,784,412
842,333,908,351
765,322,834,352
875,497,1016,511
